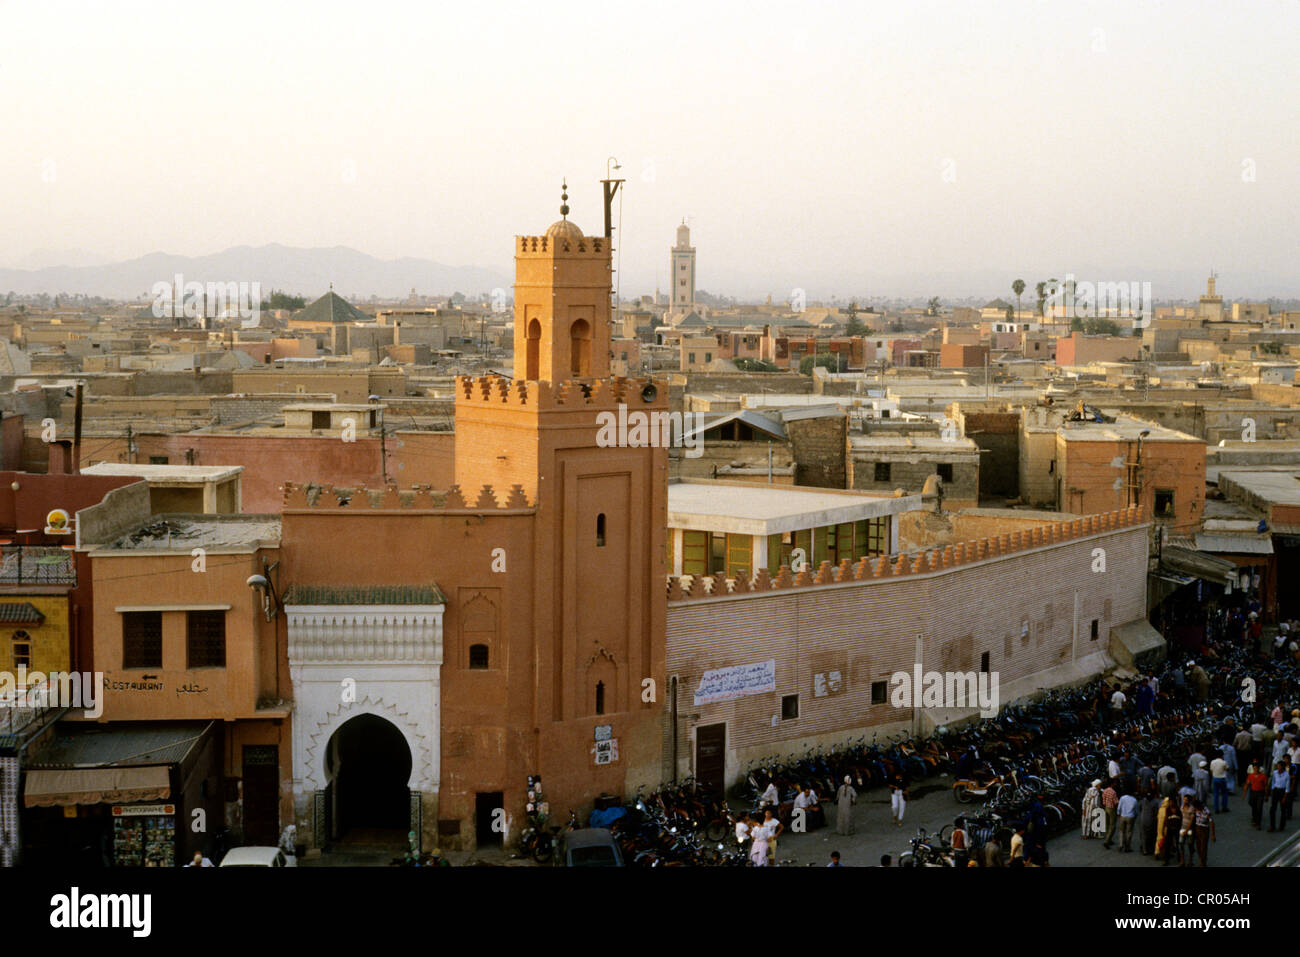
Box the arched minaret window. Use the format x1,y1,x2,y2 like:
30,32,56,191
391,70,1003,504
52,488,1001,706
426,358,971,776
596,513,606,547
570,319,591,377
595,680,606,716
526,319,541,381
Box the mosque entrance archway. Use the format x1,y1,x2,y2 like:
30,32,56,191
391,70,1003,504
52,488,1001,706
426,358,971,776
325,713,412,842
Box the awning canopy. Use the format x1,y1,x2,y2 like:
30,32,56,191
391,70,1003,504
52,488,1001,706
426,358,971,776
24,765,170,808
1159,545,1239,586
1194,533,1274,556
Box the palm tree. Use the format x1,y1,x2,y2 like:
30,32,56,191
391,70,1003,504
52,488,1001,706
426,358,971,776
1036,281,1047,317
1012,279,1025,321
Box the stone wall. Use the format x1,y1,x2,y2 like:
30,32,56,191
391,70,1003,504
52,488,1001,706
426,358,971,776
786,413,847,488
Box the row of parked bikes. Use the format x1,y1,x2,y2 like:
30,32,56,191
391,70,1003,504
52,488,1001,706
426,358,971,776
514,621,1300,866
898,639,1300,866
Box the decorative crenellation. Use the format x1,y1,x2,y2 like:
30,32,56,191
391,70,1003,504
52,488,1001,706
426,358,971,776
455,374,665,409
282,482,532,511
517,235,605,255
667,505,1147,601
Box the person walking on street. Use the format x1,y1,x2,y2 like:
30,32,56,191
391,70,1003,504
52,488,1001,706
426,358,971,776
1117,790,1138,852
889,774,908,827
1009,826,1025,864
1120,751,1140,794
1211,752,1230,812
1177,795,1196,867
1139,787,1161,855
834,775,856,836
1193,760,1211,806
748,814,771,867
1081,779,1102,839
1136,677,1155,716
1250,719,1268,766
1285,756,1297,827
1245,763,1268,829
1101,780,1120,849
1158,766,1179,799
1269,761,1290,833
1189,661,1210,702
1156,795,1179,866
734,811,751,853
761,807,784,864
1273,732,1290,767
982,834,1003,867
1193,798,1215,867
1234,727,1254,786
1137,759,1155,795
950,817,970,867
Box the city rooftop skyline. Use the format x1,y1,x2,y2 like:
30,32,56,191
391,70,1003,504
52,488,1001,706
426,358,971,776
3,0,1298,299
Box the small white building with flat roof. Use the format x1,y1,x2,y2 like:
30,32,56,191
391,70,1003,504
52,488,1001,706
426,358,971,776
81,463,243,515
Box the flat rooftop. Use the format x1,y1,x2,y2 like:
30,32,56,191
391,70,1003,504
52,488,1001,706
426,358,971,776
1217,470,1300,507
848,435,979,452
93,516,280,552
668,480,919,536
283,403,383,412
81,463,243,483
1057,419,1202,443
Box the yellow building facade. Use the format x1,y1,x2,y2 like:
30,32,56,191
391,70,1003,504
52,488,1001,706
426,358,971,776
1,594,71,677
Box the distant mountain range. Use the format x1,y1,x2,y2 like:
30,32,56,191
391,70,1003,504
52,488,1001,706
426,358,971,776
0,244,511,300
4,245,1295,305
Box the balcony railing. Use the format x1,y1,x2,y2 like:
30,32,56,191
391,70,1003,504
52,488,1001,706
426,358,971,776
0,689,57,735
0,545,77,586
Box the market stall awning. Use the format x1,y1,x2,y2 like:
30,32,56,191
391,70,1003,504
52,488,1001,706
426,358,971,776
23,765,170,808
1159,545,1239,586
1194,533,1274,555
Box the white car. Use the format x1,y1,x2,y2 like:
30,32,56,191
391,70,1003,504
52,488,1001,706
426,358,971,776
218,846,296,867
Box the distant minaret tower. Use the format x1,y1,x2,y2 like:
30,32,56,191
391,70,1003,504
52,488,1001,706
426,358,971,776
1199,270,1223,321
669,219,695,314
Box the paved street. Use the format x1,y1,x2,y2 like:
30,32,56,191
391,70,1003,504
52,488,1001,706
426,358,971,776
774,775,1296,867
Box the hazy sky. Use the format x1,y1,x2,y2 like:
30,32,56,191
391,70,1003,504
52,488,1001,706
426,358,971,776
2,0,1298,299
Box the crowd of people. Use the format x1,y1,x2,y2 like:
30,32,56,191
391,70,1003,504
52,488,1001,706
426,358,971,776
731,584,1297,866
1072,587,1300,866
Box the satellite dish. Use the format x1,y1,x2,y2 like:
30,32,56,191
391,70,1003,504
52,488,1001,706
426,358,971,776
641,384,658,403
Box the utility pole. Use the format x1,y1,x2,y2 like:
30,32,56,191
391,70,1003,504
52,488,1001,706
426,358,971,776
72,382,83,474
602,163,625,332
